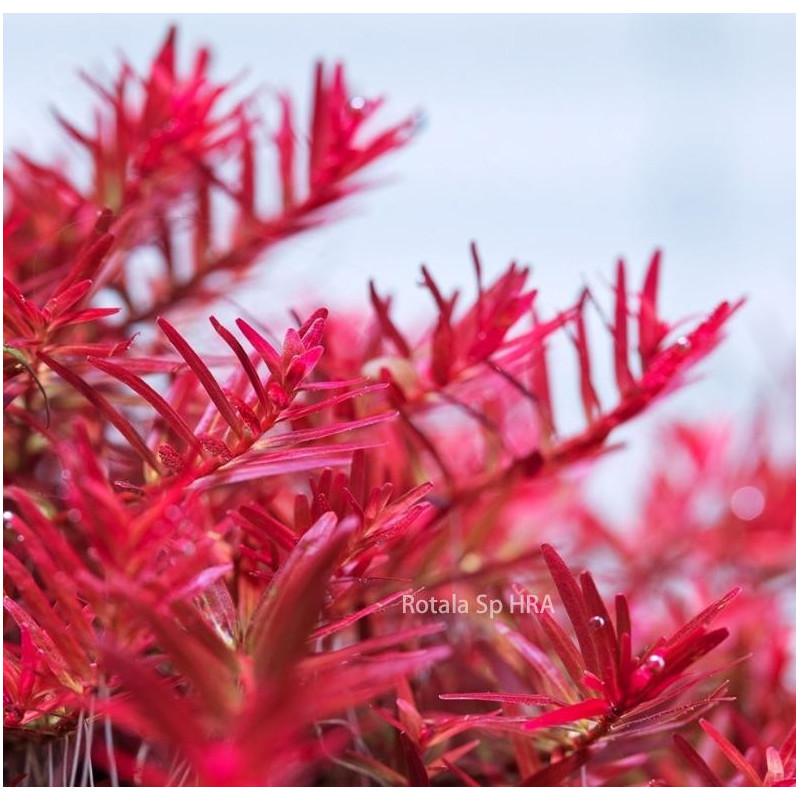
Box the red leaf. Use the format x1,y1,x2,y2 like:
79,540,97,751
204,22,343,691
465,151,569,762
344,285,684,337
55,232,115,293
278,381,385,423
441,758,482,787
530,308,556,439
369,281,413,357
89,356,200,447
574,292,601,423
579,571,619,700
210,316,270,415
666,588,741,649
700,719,762,787
275,94,296,209
56,307,120,326
537,610,585,686
249,512,349,683
613,259,635,394
2,552,87,671
309,62,331,185
638,249,668,367
540,544,599,676
158,317,243,438
43,279,93,319
614,593,631,647
440,692,564,707
398,730,430,786
309,588,413,641
523,698,611,731
520,749,590,786
235,317,282,378
101,648,206,753
38,351,160,471
286,344,323,388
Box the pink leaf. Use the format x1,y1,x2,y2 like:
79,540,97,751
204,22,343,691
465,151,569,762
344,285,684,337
700,718,762,787
249,512,348,683
523,698,611,731
158,317,243,438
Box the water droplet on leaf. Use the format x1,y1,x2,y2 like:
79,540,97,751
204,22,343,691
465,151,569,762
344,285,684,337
646,653,666,673
348,95,366,112
730,486,765,521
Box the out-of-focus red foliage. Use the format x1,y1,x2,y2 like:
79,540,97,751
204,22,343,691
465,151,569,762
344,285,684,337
3,28,794,787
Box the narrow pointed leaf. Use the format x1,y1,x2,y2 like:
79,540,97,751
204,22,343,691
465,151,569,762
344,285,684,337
89,357,200,447
699,719,762,787
210,316,270,415
38,352,159,471
523,698,611,731
158,317,243,437
250,512,348,683
540,544,599,676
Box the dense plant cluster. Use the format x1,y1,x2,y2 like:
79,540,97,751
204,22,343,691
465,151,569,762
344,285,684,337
3,30,795,787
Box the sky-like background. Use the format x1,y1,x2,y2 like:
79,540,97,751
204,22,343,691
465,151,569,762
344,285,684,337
4,13,795,512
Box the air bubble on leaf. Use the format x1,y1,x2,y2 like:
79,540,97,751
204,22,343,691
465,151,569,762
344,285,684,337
730,486,765,521
16,534,25,543
589,615,606,629
646,653,666,673
348,95,367,112
67,509,82,524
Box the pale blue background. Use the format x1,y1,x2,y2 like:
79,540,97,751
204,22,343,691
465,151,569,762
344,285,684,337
4,14,795,511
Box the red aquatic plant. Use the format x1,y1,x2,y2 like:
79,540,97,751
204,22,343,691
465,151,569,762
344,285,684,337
3,28,794,787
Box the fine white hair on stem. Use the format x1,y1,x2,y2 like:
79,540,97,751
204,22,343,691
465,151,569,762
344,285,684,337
81,696,96,787
134,741,150,786
69,709,84,786
101,679,119,787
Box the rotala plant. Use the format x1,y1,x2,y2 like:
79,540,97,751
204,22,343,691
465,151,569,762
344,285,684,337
3,29,795,788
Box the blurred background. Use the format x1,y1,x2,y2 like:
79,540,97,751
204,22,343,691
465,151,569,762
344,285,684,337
4,13,795,513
